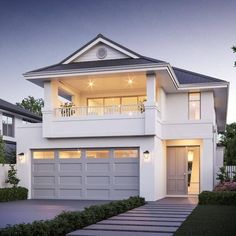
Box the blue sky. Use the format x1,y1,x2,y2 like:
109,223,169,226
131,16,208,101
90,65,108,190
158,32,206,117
0,0,235,122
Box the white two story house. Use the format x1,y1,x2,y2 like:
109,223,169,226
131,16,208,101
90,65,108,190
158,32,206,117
17,34,229,201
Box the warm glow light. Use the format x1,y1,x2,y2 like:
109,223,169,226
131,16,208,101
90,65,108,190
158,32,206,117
143,150,150,162
188,150,194,162
128,78,133,85
88,80,95,88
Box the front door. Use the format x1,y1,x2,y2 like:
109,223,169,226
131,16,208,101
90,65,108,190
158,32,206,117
167,147,187,195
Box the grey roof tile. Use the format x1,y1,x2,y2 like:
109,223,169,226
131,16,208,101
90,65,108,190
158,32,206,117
0,99,42,121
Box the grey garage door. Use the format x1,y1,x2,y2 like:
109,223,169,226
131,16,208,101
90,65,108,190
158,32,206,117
31,148,139,200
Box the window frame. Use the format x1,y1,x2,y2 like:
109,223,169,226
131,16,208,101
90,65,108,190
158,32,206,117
188,92,201,120
2,113,15,137
87,95,146,107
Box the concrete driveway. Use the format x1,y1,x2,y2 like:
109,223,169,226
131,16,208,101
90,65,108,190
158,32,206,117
0,199,110,229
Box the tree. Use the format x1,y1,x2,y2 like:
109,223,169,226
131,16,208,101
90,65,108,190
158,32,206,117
220,123,236,165
233,45,236,66
0,136,5,164
5,164,20,188
16,96,44,116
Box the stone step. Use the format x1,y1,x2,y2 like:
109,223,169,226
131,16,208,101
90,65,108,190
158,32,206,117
109,216,185,222
97,219,182,227
85,223,178,233
67,229,173,236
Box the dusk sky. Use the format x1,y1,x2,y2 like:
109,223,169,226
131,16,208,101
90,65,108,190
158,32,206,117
0,0,235,122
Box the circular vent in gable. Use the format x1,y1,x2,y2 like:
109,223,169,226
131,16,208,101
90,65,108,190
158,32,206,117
96,47,107,59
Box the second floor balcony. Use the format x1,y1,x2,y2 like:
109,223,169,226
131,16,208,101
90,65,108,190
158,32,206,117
55,103,145,118
42,71,160,138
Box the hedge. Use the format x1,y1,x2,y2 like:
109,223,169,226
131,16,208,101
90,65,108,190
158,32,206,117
199,191,236,205
0,187,28,202
0,196,145,236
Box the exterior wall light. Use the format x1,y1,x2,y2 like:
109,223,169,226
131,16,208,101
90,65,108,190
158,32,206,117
143,150,150,161
18,152,25,163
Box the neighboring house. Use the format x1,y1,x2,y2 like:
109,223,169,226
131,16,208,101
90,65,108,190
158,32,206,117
17,34,229,201
0,99,41,187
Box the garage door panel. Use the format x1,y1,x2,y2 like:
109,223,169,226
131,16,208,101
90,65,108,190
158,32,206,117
33,176,55,185
32,148,139,200
59,163,82,172
33,188,56,199
59,176,82,185
114,163,139,173
33,163,55,172
87,189,110,199
114,176,139,185
86,176,110,185
86,163,110,172
59,189,82,199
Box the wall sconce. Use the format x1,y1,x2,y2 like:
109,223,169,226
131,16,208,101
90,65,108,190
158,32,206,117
18,152,25,163
143,150,150,161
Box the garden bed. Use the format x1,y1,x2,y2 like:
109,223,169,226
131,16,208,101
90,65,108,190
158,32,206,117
0,187,28,202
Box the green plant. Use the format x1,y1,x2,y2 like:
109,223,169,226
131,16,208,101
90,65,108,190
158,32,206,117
216,166,230,183
0,196,145,236
0,135,5,164
199,191,236,205
0,187,28,202
233,171,236,182
5,164,20,187
16,96,44,116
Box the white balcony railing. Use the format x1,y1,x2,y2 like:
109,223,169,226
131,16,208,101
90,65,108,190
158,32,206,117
55,104,144,118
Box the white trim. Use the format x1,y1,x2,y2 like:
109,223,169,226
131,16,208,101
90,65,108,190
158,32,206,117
63,37,139,64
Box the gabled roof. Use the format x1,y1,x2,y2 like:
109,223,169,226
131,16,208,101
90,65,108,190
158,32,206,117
27,58,165,74
0,99,42,122
24,33,228,86
61,34,142,64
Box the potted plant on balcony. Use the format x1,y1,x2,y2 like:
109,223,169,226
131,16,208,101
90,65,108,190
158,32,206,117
138,99,146,113
60,102,75,117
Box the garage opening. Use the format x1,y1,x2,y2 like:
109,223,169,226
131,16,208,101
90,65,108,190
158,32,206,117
31,148,139,200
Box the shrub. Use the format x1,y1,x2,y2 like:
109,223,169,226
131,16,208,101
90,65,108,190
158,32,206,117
199,191,236,205
216,167,230,183
214,181,236,192
0,187,28,202
0,196,145,236
5,164,20,187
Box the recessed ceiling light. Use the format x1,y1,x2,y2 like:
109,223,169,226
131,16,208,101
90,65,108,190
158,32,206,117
88,80,95,88
128,78,133,85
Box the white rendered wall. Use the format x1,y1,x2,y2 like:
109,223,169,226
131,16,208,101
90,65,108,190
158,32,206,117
17,124,162,201
0,165,11,188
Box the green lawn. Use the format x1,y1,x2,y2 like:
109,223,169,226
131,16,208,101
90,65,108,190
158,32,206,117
174,205,236,236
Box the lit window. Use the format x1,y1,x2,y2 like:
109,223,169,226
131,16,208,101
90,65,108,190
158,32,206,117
59,150,81,159
2,114,14,137
33,151,54,159
114,149,138,158
86,150,109,158
189,93,200,120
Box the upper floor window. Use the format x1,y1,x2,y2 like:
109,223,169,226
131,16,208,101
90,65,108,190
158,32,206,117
2,114,14,137
189,93,201,120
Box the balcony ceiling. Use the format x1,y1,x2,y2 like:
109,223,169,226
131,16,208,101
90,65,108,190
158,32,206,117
58,72,147,93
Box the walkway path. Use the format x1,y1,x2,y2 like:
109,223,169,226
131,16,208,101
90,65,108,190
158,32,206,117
68,197,197,236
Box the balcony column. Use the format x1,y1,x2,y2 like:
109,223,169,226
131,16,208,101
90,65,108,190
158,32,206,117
145,72,157,135
43,81,58,137
146,72,156,106
44,81,59,110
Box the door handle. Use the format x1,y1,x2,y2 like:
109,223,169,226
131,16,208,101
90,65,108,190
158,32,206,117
184,173,187,176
